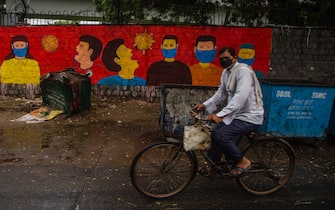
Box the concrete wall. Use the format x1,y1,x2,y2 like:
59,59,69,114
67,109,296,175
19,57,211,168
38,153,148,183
269,27,335,84
0,25,272,99
0,25,334,101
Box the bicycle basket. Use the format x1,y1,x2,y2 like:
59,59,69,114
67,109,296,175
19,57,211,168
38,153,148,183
183,124,211,151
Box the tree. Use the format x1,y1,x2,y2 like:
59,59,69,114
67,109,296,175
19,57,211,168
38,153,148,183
93,0,221,25
219,0,269,26
92,0,335,26
93,0,143,24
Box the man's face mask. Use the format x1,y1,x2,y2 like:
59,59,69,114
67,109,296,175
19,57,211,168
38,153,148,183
220,58,233,68
196,49,216,63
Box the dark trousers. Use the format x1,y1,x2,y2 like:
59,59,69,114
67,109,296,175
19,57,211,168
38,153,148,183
207,119,259,163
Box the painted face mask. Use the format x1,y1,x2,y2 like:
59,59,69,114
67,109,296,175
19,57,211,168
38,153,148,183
238,57,254,66
13,46,28,57
238,46,255,66
195,49,216,63
162,48,177,59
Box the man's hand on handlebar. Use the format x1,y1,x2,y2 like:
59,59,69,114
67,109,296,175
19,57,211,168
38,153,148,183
193,104,222,123
194,103,205,111
207,114,223,124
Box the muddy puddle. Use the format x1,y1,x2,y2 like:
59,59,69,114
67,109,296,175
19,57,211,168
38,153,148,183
1,122,162,167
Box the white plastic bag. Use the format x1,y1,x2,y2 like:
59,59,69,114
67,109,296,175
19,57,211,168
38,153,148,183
183,124,211,151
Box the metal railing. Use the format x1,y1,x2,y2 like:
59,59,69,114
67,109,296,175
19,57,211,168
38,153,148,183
0,10,104,26
0,8,252,26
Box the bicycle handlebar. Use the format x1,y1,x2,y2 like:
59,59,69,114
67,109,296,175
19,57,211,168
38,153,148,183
190,110,212,129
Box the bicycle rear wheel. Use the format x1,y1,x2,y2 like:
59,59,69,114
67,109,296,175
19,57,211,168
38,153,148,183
238,137,295,195
130,142,197,198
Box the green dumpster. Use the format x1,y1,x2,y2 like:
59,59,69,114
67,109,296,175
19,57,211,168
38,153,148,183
40,68,91,116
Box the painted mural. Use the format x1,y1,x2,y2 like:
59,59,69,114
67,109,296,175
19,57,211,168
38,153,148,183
73,35,104,84
147,35,192,86
0,35,40,98
0,25,272,98
189,35,222,86
98,38,146,86
238,43,266,79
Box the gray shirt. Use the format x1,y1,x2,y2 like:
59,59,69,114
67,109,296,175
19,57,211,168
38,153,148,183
203,62,264,125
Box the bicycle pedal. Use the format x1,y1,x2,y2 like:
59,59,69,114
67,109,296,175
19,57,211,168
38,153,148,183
197,165,216,179
214,171,232,179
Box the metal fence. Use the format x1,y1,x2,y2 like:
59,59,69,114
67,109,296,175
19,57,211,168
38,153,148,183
0,10,104,26
0,8,250,26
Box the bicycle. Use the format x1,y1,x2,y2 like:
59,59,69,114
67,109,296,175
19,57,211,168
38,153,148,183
130,110,295,198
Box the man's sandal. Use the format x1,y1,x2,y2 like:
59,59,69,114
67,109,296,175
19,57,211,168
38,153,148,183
230,164,252,177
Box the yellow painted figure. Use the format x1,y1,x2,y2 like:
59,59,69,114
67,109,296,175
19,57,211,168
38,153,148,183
98,39,146,86
0,35,40,98
1,58,40,84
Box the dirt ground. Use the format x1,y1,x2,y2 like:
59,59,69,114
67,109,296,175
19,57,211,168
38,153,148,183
1,94,335,209
1,94,335,166
0,94,163,169
0,94,161,130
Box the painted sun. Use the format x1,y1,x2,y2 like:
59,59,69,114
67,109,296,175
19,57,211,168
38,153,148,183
41,35,59,52
134,30,155,54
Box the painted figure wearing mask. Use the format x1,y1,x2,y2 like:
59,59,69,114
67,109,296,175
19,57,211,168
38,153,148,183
147,35,191,86
237,43,266,79
0,35,40,98
189,35,222,86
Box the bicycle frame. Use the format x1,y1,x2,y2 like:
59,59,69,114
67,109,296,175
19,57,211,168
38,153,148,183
186,132,259,177
182,130,284,179
130,111,295,198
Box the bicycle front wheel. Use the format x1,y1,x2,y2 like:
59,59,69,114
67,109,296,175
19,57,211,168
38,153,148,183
238,137,295,195
130,142,197,198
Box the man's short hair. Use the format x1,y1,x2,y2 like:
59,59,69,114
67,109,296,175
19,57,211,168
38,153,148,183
218,47,236,57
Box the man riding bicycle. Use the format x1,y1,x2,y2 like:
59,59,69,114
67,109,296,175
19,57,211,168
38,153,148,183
195,46,264,177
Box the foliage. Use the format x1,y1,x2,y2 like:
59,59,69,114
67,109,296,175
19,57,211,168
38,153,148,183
93,0,220,25
92,0,335,26
265,0,335,27
221,0,335,26
0,0,5,13
93,0,141,24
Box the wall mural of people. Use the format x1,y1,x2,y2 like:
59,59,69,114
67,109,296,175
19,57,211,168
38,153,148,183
146,35,192,86
189,35,222,86
0,26,272,90
0,35,40,98
73,35,106,84
98,38,146,86
237,43,266,79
